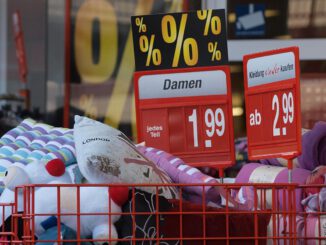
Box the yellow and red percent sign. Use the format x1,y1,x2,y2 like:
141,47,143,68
132,10,235,170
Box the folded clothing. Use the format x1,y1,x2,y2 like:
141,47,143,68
234,163,310,211
137,145,221,204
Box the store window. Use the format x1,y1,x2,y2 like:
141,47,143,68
225,0,326,137
1,0,325,139
63,0,198,140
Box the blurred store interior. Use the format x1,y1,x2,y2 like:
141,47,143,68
0,0,325,139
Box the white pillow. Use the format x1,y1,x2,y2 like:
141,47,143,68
73,116,178,199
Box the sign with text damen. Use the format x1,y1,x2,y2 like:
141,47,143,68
134,66,235,168
243,47,302,161
138,70,227,99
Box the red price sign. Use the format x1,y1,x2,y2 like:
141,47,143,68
243,47,302,160
134,66,235,168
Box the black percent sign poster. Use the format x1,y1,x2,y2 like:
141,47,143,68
131,9,228,71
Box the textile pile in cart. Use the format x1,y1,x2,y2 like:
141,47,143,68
230,121,326,243
0,117,324,244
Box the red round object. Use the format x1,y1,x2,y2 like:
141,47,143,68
109,186,129,206
45,159,66,177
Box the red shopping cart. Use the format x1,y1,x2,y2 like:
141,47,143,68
3,182,320,244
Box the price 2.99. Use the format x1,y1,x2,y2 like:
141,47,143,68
188,108,225,148
272,92,294,136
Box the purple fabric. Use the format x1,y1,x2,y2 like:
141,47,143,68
234,186,255,210
235,139,247,152
4,130,20,140
234,137,249,166
259,158,283,167
274,166,310,211
298,121,326,171
49,137,67,145
268,215,305,243
305,215,326,244
33,126,48,134
260,121,326,171
234,163,262,183
302,188,326,213
235,163,310,211
137,145,221,204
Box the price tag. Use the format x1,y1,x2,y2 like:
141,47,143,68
134,66,235,167
243,47,302,160
131,10,228,71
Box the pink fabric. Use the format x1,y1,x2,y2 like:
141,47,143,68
301,188,326,213
298,121,326,171
268,215,304,244
234,186,255,210
304,215,326,245
137,146,221,204
305,166,326,195
235,163,310,211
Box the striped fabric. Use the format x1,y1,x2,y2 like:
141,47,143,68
0,119,77,193
136,145,221,204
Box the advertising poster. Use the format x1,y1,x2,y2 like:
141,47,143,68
68,0,184,139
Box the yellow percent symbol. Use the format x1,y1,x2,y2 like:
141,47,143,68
104,0,155,128
197,10,221,36
79,94,98,119
74,0,117,84
135,17,147,33
74,0,182,136
208,42,221,61
139,35,162,66
161,14,198,67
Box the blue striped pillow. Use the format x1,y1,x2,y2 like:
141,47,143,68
0,119,77,193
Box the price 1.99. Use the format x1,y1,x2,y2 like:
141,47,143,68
188,108,225,148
